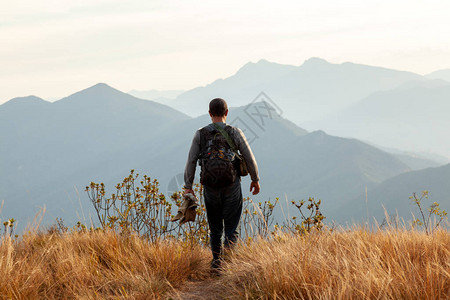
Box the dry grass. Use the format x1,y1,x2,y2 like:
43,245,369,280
1,229,449,299
218,228,450,299
0,230,210,299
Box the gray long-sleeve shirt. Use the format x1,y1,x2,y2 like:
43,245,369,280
184,122,259,189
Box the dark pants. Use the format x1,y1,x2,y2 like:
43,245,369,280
204,178,243,260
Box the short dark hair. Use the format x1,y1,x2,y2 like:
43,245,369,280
209,98,228,117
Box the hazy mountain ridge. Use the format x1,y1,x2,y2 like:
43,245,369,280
0,83,191,226
1,95,50,107
256,129,411,218
339,163,450,223
2,55,449,229
170,58,450,160
171,58,425,123
391,153,443,170
309,84,450,158
0,83,422,229
426,68,450,82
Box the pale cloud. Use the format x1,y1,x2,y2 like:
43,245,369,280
1,0,450,103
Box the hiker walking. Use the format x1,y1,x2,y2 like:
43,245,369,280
184,98,260,271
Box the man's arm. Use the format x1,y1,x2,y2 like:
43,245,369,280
234,128,260,194
184,130,201,192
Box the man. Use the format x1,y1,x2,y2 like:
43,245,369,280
184,98,260,270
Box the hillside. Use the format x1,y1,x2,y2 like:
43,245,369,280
339,163,450,223
0,83,191,226
1,229,448,299
253,130,410,218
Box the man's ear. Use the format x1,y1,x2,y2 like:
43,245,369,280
208,111,212,117
224,109,229,116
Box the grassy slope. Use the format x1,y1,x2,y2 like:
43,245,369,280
0,231,210,299
1,229,449,299
219,229,449,299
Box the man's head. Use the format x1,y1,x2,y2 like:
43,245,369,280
209,98,228,117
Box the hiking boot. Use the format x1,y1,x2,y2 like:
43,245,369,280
210,258,222,276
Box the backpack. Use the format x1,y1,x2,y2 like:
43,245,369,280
198,124,239,188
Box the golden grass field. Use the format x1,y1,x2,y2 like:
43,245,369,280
1,228,449,299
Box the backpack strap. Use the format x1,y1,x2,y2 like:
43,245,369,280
212,123,242,159
212,123,236,150
198,127,210,160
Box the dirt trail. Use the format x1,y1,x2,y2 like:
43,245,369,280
168,276,227,300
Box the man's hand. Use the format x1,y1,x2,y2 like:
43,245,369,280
250,181,260,195
184,188,195,195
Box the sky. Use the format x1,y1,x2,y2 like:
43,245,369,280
1,0,450,104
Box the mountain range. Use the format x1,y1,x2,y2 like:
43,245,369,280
169,58,425,123
1,58,450,231
135,57,450,160
0,84,190,227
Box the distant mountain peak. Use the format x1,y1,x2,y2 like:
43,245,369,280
256,58,270,64
1,95,49,108
84,82,116,92
9,95,46,102
307,130,328,139
57,83,131,104
302,57,330,67
311,129,327,135
235,59,296,77
238,60,269,71
66,83,120,97
92,82,109,87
